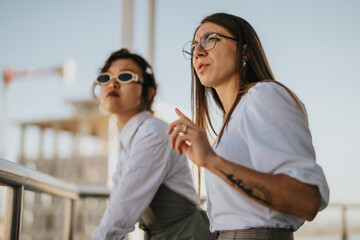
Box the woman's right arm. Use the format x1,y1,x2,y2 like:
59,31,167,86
92,131,171,240
169,83,329,221
169,108,322,221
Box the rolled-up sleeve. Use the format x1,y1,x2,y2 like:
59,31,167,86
92,131,171,239
240,82,329,210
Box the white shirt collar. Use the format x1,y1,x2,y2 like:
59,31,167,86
118,111,151,150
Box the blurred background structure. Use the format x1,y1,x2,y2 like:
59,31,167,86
15,100,109,239
1,0,360,239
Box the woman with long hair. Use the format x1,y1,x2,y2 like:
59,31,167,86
169,13,329,239
91,49,216,240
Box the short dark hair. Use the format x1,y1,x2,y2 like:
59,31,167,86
92,48,157,113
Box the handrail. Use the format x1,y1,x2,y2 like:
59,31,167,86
0,158,111,240
1,158,360,240
329,203,360,209
0,158,111,198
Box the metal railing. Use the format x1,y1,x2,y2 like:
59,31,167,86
0,158,110,240
330,203,360,240
1,158,360,240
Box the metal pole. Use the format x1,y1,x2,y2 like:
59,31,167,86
148,0,156,65
0,85,10,158
18,125,26,165
121,0,134,50
342,206,348,240
63,198,76,240
3,186,24,240
38,126,44,161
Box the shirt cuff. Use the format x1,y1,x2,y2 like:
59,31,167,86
92,225,132,240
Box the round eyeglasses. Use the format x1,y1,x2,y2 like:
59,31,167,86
182,32,238,60
96,71,143,85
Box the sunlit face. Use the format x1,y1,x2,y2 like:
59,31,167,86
192,22,238,89
99,59,143,116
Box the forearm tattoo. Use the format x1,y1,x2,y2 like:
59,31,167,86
219,169,274,207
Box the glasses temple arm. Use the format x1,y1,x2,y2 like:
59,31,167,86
182,49,194,57
218,34,239,42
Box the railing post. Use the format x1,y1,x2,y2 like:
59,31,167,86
63,198,76,240
3,186,24,240
341,206,348,240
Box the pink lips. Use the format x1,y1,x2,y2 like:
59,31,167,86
107,91,119,98
196,63,210,73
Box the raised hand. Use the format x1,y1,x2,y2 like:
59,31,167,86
168,108,217,167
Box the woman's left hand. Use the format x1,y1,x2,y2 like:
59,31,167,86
168,108,217,167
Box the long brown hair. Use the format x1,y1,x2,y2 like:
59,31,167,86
191,13,307,200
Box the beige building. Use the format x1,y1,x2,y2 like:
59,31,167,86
17,99,110,240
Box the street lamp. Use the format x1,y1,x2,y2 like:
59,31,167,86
0,59,77,158
3,58,76,87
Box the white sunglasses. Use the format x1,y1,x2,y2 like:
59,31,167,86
96,71,143,85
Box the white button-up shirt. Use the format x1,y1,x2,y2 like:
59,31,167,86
92,111,197,240
206,82,329,232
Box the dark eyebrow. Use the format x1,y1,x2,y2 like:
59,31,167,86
107,69,137,74
119,69,136,72
193,32,211,42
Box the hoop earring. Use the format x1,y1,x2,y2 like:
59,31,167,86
242,60,247,68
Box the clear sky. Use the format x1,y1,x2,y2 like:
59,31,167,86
1,0,360,205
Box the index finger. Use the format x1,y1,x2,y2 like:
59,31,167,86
175,108,191,121
168,108,192,134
